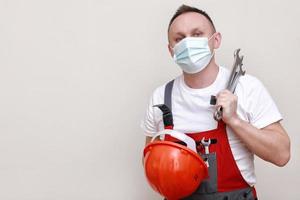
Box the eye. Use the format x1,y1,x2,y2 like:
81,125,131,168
192,32,202,37
175,37,183,43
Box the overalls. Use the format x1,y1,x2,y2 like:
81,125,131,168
162,80,257,200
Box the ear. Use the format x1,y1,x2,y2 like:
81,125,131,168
168,43,174,57
213,32,222,49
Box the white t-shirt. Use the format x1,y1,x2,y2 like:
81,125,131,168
140,66,282,186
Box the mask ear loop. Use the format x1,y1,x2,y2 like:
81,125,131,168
208,32,217,41
208,32,217,55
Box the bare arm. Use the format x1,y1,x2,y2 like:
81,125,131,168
217,90,291,167
145,135,161,146
142,136,161,164
228,119,290,166
145,136,153,146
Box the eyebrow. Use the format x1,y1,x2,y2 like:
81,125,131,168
190,27,204,33
173,27,204,37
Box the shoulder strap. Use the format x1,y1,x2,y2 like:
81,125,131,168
164,79,175,111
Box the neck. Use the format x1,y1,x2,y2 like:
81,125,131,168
183,60,219,89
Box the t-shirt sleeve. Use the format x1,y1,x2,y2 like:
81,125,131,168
140,87,164,137
245,76,282,129
140,94,157,137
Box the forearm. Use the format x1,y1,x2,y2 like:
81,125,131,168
143,136,160,165
227,118,290,166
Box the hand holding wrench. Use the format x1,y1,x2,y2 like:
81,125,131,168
212,49,245,121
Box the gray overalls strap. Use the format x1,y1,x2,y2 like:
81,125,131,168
164,79,175,111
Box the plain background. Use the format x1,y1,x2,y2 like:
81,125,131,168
0,0,299,199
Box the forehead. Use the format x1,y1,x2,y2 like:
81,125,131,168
169,12,214,34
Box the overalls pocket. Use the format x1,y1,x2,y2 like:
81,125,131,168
196,152,218,194
237,187,257,200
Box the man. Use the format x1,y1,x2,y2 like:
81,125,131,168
141,4,290,200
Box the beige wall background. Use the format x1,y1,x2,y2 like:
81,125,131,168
0,0,299,199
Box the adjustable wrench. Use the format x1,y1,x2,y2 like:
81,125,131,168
212,49,245,121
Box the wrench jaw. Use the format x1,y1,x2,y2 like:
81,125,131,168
228,49,241,86
228,49,243,87
234,49,243,67
234,48,241,57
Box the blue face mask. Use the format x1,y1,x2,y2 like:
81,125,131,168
173,34,215,74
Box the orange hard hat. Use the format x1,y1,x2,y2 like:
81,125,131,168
143,130,208,200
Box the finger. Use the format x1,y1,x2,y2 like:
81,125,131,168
216,89,227,98
216,95,235,108
215,97,227,108
219,89,231,94
217,91,230,99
